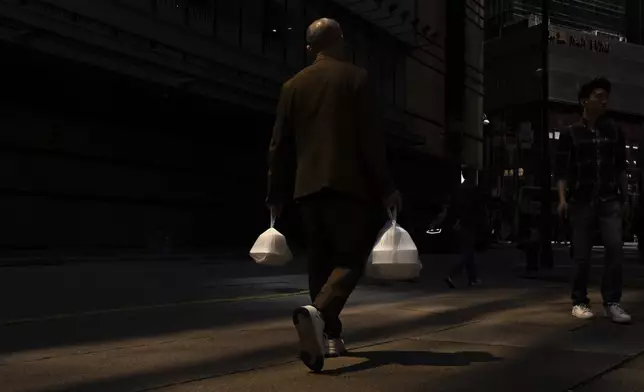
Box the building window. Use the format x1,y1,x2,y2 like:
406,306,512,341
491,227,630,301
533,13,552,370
185,0,215,35
185,0,212,10
214,0,242,45
155,0,215,26
283,0,306,68
264,0,288,63
156,0,188,25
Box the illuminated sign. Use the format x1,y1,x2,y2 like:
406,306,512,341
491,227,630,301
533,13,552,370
548,31,611,54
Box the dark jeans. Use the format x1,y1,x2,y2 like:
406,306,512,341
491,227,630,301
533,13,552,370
449,226,479,282
298,190,378,338
524,241,540,272
518,225,541,272
569,200,623,306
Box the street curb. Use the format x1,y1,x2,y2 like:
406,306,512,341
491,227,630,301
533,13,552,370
0,247,523,268
0,252,246,267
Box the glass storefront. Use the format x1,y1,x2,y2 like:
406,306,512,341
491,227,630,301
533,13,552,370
484,102,643,241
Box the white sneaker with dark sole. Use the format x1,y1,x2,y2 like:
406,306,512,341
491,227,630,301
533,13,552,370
325,337,347,358
603,303,632,324
292,305,325,372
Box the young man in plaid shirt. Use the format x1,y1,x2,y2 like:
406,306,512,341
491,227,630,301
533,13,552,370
554,77,631,323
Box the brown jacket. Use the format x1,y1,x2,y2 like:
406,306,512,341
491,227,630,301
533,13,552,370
266,56,395,204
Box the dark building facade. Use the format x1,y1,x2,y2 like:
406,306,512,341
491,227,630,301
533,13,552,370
487,0,627,39
0,0,483,252
627,0,644,44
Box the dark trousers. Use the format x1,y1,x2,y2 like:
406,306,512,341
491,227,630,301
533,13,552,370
449,226,479,282
519,226,541,272
570,200,623,305
298,190,378,338
524,241,541,272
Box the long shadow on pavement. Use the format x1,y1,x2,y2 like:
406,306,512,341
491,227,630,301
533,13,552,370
320,350,502,375
26,287,564,392
0,250,537,355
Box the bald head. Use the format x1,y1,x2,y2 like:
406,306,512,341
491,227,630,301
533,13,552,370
306,18,343,56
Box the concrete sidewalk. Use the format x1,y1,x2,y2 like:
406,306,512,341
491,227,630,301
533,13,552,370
4,247,644,391
4,280,644,392
157,289,644,392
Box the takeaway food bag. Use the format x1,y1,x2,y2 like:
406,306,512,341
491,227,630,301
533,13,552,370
366,208,422,280
249,214,293,266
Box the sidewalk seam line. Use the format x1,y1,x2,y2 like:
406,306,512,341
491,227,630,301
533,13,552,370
564,348,644,391
1,290,309,326
135,320,486,391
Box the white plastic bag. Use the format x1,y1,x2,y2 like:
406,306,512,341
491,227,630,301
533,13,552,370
249,214,293,266
366,208,422,280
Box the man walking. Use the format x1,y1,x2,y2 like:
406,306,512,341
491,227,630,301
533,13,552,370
445,166,484,288
554,77,631,323
266,18,402,372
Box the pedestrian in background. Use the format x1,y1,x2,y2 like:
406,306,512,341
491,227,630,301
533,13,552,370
445,166,485,288
518,215,541,276
633,146,644,264
265,18,403,372
555,77,631,323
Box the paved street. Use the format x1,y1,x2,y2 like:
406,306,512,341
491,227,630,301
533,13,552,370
2,247,644,391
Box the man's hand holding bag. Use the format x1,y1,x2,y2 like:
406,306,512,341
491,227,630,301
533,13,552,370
366,206,422,281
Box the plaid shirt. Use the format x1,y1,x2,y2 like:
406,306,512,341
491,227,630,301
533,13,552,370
554,117,627,202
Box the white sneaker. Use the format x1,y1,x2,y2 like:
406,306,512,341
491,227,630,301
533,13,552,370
603,303,632,324
572,304,595,320
325,337,347,358
292,305,325,372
